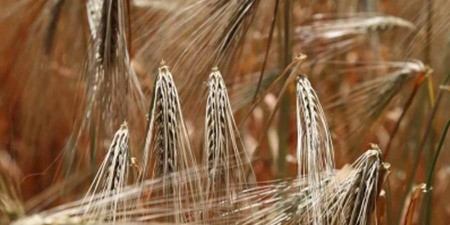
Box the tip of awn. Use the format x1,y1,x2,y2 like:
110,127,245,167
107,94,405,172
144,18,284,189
120,121,128,130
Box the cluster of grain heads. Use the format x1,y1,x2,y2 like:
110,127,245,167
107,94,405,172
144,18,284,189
228,148,386,225
2,0,449,224
131,0,259,115
10,146,387,225
236,149,385,225
8,62,387,225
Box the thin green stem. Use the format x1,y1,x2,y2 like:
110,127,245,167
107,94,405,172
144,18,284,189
398,72,449,225
422,120,450,225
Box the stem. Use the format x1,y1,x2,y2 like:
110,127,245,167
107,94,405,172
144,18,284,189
422,120,450,225
125,0,132,57
277,0,292,178
252,0,279,103
385,178,393,225
398,72,449,224
282,0,292,68
89,116,96,179
425,0,435,108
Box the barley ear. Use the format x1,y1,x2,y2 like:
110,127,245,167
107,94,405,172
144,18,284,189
296,74,335,224
82,120,130,222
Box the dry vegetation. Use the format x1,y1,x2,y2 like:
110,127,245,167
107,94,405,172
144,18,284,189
0,0,449,224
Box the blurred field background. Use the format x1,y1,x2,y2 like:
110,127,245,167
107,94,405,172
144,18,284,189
0,0,449,224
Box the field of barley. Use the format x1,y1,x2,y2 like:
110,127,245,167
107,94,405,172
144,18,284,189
0,0,449,224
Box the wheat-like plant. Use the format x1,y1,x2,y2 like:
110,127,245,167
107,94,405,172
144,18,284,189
329,146,388,225
10,63,388,225
295,74,335,225
141,61,204,223
11,148,385,225
64,0,146,178
2,0,449,225
203,68,254,218
82,121,131,223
